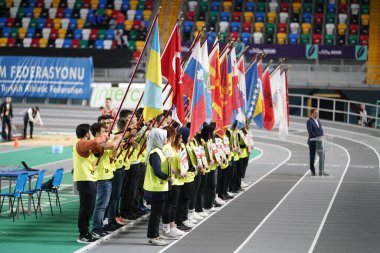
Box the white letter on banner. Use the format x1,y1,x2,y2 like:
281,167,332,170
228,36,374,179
42,67,49,79
22,66,29,78
61,67,68,79
36,66,42,79
69,68,76,80
30,66,35,79
1,66,7,78
49,67,54,79
10,66,16,78
55,67,61,79
16,66,22,78
78,68,84,81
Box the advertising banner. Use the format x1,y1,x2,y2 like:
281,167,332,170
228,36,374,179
0,56,92,99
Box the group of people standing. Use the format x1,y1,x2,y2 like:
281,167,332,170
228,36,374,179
73,102,254,245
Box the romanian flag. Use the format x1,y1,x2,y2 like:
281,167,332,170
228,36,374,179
209,40,223,135
143,22,163,122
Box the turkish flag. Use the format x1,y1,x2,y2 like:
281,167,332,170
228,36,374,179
263,68,275,131
161,24,185,124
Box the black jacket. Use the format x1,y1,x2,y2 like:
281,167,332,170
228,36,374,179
0,102,13,118
307,118,323,145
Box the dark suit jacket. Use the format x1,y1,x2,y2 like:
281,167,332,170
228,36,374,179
0,102,13,118
307,118,323,145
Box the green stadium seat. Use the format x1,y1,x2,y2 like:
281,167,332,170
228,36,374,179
79,39,88,48
324,34,334,45
326,13,335,24
17,8,26,19
98,29,106,40
360,5,369,14
303,3,313,13
265,23,275,35
257,2,266,12
348,35,358,45
301,34,310,45
29,18,38,28
200,2,208,12
11,27,18,38
219,31,228,43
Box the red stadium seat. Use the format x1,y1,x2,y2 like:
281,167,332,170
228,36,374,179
314,13,323,24
243,22,252,32
349,24,358,35
71,39,79,48
229,32,239,39
45,18,54,28
31,38,39,47
359,35,368,46
338,4,347,13
90,29,98,40
232,12,241,22
278,23,287,33
50,28,58,39
186,11,195,21
57,8,65,18
7,38,16,47
312,34,322,45
280,3,289,13
6,18,15,27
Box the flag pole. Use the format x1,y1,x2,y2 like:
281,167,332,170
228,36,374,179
107,7,162,136
269,58,285,77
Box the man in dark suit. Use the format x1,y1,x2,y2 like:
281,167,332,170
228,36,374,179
0,97,13,141
307,109,328,176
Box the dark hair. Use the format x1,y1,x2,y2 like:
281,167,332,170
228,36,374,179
117,119,127,130
163,126,176,141
311,108,317,114
97,114,113,122
232,120,238,129
173,132,182,150
120,109,131,119
201,123,210,141
76,124,90,138
90,122,105,137
99,106,105,110
105,97,112,101
35,106,39,111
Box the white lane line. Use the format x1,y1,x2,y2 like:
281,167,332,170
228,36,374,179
0,146,38,154
158,142,291,253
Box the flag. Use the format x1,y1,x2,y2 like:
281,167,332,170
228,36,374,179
279,70,289,139
161,23,184,124
200,41,212,123
235,54,246,127
246,61,264,128
209,40,223,135
182,42,198,99
189,41,207,139
269,66,283,126
263,68,275,131
220,49,232,130
143,22,163,122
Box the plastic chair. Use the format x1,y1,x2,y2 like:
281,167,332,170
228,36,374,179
289,33,298,45
41,168,64,215
22,170,45,218
0,172,29,222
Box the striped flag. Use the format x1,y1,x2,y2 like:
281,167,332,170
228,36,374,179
143,22,163,122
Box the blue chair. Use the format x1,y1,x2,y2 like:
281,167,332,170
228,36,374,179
220,12,230,22
41,168,64,215
211,2,221,11
230,22,240,32
303,13,312,23
29,0,36,8
25,8,33,18
0,17,6,28
74,29,82,39
184,21,194,32
106,29,114,40
64,9,73,18
37,18,45,29
0,172,28,222
289,33,298,44
63,39,71,48
95,40,104,49
256,12,265,22
135,10,143,20
26,28,35,38
241,32,251,44
246,2,255,12
327,3,336,13
69,18,77,29
99,0,107,8
2,27,11,37
22,170,45,219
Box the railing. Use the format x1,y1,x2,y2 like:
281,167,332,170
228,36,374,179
289,94,380,129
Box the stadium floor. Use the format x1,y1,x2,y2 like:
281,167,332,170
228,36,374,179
0,117,379,253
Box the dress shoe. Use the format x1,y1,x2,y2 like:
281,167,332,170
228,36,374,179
311,171,316,176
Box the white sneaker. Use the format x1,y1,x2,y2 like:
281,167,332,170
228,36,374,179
188,216,198,224
183,220,196,228
173,227,186,236
148,238,168,246
204,206,219,212
215,196,226,205
103,218,109,226
197,211,209,217
241,181,248,188
227,191,236,196
191,212,204,220
161,230,180,240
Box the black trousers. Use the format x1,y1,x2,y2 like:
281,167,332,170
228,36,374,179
133,163,146,212
241,157,249,179
23,115,34,139
195,173,208,212
219,162,234,196
309,142,324,173
147,200,165,239
203,169,217,209
189,173,202,210
162,185,181,224
120,164,139,217
1,115,11,141
230,159,243,191
176,181,192,225
77,181,97,236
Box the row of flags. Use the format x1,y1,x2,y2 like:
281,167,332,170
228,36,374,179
142,19,290,140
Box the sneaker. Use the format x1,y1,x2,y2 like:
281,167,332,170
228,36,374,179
161,230,180,240
148,237,169,246
213,202,222,208
91,230,108,239
177,224,192,232
173,227,186,236
215,196,226,205
116,217,130,225
225,193,234,199
188,216,198,224
204,206,219,212
197,211,209,218
190,212,203,220
104,222,123,232
183,220,196,228
77,234,97,244
241,181,248,188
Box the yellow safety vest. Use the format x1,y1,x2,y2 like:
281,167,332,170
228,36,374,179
163,144,184,186
97,149,114,180
143,148,169,192
183,143,196,183
238,130,249,159
73,141,97,182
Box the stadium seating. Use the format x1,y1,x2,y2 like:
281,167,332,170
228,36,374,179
0,0,153,52
181,0,370,46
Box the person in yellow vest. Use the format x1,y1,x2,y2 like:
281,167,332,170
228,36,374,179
90,122,119,239
218,126,235,201
143,128,170,246
230,121,243,193
73,123,107,244
233,125,250,192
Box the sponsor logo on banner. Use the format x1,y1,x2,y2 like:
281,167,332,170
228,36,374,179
306,45,318,59
355,46,367,61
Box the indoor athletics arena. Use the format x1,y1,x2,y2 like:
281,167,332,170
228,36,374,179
0,0,379,253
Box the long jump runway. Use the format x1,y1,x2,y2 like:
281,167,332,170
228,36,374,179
84,117,380,253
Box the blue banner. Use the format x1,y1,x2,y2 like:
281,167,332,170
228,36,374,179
0,56,92,99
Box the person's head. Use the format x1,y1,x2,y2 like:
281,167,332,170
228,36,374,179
163,126,176,144
97,114,113,132
117,118,127,131
177,126,189,144
232,120,238,130
201,123,210,141
105,97,112,109
155,114,165,127
173,132,183,150
360,104,365,111
119,109,131,119
310,109,319,119
5,97,11,103
146,128,167,154
99,106,105,115
90,122,106,138
76,124,91,139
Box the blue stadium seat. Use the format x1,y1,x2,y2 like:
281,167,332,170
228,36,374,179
121,1,129,11
0,18,6,28
26,28,35,38
29,0,36,8
106,29,114,40
184,21,194,32
64,9,73,18
246,2,255,12
207,31,216,44
25,8,33,18
303,13,312,23
230,22,240,32
241,32,251,44
69,19,77,29
99,0,107,8
211,2,221,11
38,18,45,29
2,27,11,37
220,12,231,22
74,29,82,39
135,10,143,20
63,39,71,48
95,40,104,49
289,33,298,44
256,12,265,22
327,3,336,13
